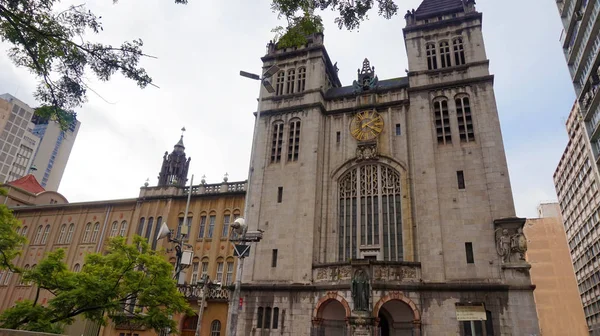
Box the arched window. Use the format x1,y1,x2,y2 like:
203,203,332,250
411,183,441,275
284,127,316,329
198,214,207,239
91,222,100,242
226,258,234,284
201,258,209,279
275,71,285,96
222,213,231,238
297,67,306,92
338,164,403,261
119,221,128,237
191,260,199,284
207,214,216,238
3,271,12,285
19,264,30,285
137,217,145,236
41,225,51,244
20,226,28,237
66,224,75,243
145,217,154,241
110,221,119,237
264,307,272,329
271,121,284,163
73,263,81,272
453,37,465,66
426,44,437,70
152,217,162,250
216,258,224,283
82,223,91,242
272,307,279,329
286,69,295,94
34,225,43,244
257,307,264,328
287,119,301,162
434,99,451,144
210,320,221,336
57,224,67,244
439,41,451,68
456,95,474,142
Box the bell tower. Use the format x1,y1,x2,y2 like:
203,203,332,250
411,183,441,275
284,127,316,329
157,132,191,187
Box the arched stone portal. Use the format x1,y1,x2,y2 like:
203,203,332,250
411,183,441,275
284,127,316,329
373,293,421,336
313,293,350,336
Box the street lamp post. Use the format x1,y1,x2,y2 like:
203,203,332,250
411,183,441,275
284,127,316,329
195,275,221,336
225,65,279,336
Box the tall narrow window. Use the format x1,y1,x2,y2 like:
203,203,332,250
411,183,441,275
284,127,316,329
426,44,437,70
439,41,451,68
465,242,474,263
57,224,66,244
145,217,154,241
91,222,100,243
207,215,216,238
336,131,341,143
271,121,284,163
222,214,230,238
395,124,401,136
288,119,301,161
34,225,43,244
198,216,206,239
201,260,209,278
338,165,403,261
20,226,28,237
66,224,75,243
272,307,279,329
275,71,285,96
453,37,466,66
297,67,306,92
191,262,199,284
137,217,145,236
265,307,272,329
216,261,224,283
257,307,264,328
277,187,283,203
272,249,278,267
286,69,295,94
82,223,91,242
457,171,465,189
456,96,474,142
226,260,234,284
41,225,50,244
434,99,451,144
110,221,118,237
119,221,128,237
73,264,81,272
177,217,184,238
152,217,162,250
210,320,221,336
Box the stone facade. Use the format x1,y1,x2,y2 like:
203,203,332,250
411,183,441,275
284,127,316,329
236,1,540,335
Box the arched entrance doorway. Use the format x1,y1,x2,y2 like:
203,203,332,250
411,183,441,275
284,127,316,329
181,314,198,336
313,299,348,336
377,300,416,336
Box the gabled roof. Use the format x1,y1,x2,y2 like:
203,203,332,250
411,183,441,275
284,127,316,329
7,174,45,194
414,0,464,20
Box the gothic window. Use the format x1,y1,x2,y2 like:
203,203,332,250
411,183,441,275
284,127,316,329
453,37,466,66
145,217,154,241
66,224,75,243
426,43,437,70
271,121,284,163
275,71,285,96
286,69,295,94
222,214,230,238
226,259,234,284
41,225,50,244
34,225,43,244
137,217,145,236
19,265,30,285
216,259,224,283
297,67,306,92
110,221,118,237
338,164,403,261
91,222,100,243
210,320,221,336
456,96,474,142
20,226,27,237
191,261,199,284
287,119,301,161
207,214,216,238
152,217,162,250
73,263,81,272
265,307,272,329
119,221,128,237
272,307,279,329
257,307,264,328
82,223,91,243
439,41,451,68
198,215,207,239
434,99,451,144
57,224,66,244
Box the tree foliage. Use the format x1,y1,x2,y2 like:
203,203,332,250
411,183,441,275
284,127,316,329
271,0,399,47
0,194,26,271
0,236,192,334
0,0,186,130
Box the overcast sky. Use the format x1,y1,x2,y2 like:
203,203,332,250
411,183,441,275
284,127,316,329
0,0,573,218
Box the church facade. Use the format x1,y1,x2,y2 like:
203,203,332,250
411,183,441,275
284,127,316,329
236,0,540,335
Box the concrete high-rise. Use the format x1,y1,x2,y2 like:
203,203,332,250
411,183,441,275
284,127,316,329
30,113,80,191
0,94,40,184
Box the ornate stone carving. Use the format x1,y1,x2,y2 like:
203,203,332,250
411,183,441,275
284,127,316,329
339,265,352,279
352,58,379,93
351,269,371,311
356,142,378,161
316,267,328,280
494,218,528,263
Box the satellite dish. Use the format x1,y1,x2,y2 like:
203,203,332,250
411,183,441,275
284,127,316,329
156,222,171,240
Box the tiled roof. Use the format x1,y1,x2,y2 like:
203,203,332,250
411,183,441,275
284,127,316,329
7,174,45,194
325,77,409,99
414,0,464,20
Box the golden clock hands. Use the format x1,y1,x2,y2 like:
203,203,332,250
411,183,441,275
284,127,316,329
364,123,381,131
361,119,377,129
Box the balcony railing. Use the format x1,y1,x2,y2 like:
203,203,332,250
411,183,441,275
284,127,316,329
177,284,230,302
184,181,247,196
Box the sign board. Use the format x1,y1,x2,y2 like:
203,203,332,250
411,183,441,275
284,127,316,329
455,303,486,321
234,244,251,258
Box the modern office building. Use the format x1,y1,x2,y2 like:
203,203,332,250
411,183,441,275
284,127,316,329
0,94,40,184
30,112,80,191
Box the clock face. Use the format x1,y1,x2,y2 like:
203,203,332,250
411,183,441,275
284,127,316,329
350,110,384,141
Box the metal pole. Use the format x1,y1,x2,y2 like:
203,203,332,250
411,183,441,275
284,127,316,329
195,277,209,336
227,76,265,336
174,174,193,282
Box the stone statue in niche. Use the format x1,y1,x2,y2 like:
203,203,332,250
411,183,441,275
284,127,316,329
510,228,528,261
495,227,528,262
495,228,511,263
351,269,370,311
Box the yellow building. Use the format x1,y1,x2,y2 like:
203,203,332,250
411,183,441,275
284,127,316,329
0,136,245,336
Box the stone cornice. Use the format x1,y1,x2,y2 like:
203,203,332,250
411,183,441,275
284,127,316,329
403,12,483,34
407,75,494,93
241,282,535,292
